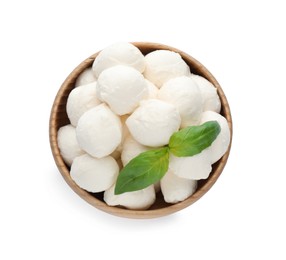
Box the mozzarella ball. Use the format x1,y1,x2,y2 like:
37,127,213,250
158,76,203,127
70,154,119,193
144,50,191,87
75,67,97,87
160,170,197,203
191,74,221,112
96,65,148,115
76,104,122,158
92,42,145,77
145,79,158,99
169,152,212,180
126,99,181,147
57,124,85,166
104,184,156,210
66,82,101,126
200,111,230,163
121,135,152,166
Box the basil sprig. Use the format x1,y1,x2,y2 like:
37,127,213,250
115,121,220,195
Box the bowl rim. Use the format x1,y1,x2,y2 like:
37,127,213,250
49,42,233,219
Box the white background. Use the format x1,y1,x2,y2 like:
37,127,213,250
1,0,285,259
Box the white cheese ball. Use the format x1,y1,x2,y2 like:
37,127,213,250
126,99,181,147
92,42,145,77
70,154,119,193
57,124,85,166
158,76,203,127
66,82,101,126
76,104,122,158
144,50,191,87
145,79,158,99
191,74,221,112
160,170,197,203
104,184,156,210
121,135,151,166
200,111,230,163
75,67,97,87
169,152,212,180
96,65,148,115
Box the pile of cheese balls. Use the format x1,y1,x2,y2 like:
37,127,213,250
57,42,230,210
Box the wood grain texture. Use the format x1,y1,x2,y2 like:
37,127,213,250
49,42,233,219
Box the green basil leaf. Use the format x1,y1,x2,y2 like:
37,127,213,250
114,147,169,195
169,121,221,157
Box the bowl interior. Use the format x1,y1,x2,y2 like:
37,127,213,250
49,42,232,218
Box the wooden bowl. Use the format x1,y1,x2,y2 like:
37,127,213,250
49,42,232,219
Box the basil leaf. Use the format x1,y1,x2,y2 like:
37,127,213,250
169,121,221,157
114,147,169,195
